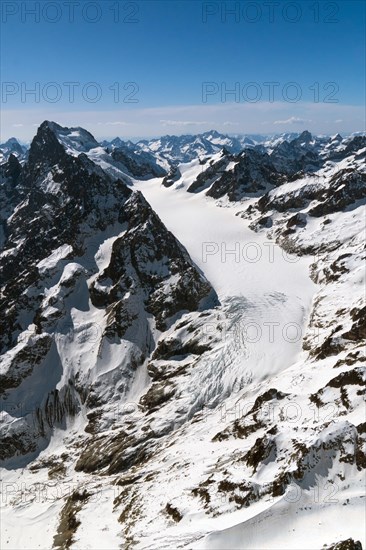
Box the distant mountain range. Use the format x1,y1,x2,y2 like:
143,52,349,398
0,121,365,550
3,128,364,168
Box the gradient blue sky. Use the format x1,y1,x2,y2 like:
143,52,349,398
1,0,365,140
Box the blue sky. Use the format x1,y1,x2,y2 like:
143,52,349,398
1,0,365,139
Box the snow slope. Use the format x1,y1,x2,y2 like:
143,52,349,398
134,165,317,388
1,125,364,550
134,168,315,301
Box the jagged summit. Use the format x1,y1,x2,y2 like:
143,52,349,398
38,120,63,132
293,129,313,144
331,133,343,142
0,121,365,550
36,120,100,154
0,136,27,163
27,120,68,166
0,137,21,147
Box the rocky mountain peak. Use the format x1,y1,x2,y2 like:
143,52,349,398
0,123,365,550
0,137,27,163
331,133,343,142
34,120,99,155
27,121,67,168
1,137,21,147
293,130,313,145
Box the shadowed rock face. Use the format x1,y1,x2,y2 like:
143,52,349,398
205,149,284,201
191,130,351,202
162,164,181,188
0,123,133,354
111,147,167,179
0,121,217,464
197,131,365,205
269,131,322,175
90,189,217,333
256,169,366,218
1,125,365,548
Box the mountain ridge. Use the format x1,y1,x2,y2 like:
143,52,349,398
0,120,365,550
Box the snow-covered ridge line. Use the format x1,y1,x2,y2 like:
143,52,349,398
0,121,365,550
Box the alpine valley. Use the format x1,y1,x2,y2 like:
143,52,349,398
0,122,365,550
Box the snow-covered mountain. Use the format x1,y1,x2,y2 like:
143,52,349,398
0,138,28,164
1,122,365,550
100,130,364,170
104,131,259,165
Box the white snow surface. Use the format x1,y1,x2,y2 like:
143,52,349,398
1,152,365,550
